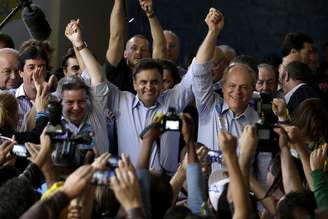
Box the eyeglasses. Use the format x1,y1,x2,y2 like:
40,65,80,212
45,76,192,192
0,68,18,76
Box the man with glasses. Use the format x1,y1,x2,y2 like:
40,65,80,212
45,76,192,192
0,48,20,90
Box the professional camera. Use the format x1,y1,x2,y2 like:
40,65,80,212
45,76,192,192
252,92,279,154
161,107,181,131
46,97,94,167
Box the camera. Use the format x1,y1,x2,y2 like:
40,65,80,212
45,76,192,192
208,150,223,163
46,97,94,167
161,108,181,131
12,144,29,157
252,92,279,154
91,156,120,185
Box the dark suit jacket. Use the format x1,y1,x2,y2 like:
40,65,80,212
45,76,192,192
287,84,321,115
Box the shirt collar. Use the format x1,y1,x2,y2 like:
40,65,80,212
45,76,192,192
61,116,87,132
284,83,306,104
132,95,160,109
221,101,254,120
15,84,27,98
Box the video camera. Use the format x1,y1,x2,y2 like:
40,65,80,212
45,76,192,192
161,107,181,131
139,107,181,139
46,97,94,167
252,92,279,154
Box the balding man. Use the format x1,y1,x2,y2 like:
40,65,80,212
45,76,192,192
192,11,258,156
0,48,20,90
101,0,166,93
218,44,237,66
164,30,180,63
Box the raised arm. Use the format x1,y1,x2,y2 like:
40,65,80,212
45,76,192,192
196,8,224,64
106,0,125,66
274,126,303,193
65,20,105,86
139,0,166,59
192,8,224,114
310,144,328,208
219,130,250,219
238,124,258,190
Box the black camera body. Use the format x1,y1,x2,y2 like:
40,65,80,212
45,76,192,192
252,92,279,154
161,107,181,131
46,97,93,167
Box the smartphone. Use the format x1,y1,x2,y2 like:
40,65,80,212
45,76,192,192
208,150,223,163
12,144,29,157
91,170,114,185
107,156,120,169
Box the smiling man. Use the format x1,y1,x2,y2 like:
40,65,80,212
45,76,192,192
0,48,20,90
64,6,221,171
192,10,258,154
9,45,49,131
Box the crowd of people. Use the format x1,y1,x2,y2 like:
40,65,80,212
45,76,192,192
0,0,328,218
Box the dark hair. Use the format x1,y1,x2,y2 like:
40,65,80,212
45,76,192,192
0,165,19,187
277,191,316,219
0,33,15,49
150,173,173,219
0,177,38,219
285,61,312,83
133,58,163,80
19,39,54,58
292,98,328,143
164,206,191,219
281,32,313,57
17,45,49,71
160,59,181,84
61,48,76,69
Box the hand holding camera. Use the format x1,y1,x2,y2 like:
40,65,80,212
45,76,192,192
110,155,142,211
60,164,94,200
139,107,182,140
272,98,289,122
0,139,16,165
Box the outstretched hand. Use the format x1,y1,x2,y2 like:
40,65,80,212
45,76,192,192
239,125,258,162
0,140,15,165
218,129,237,156
65,19,84,47
180,113,195,144
141,114,163,142
111,155,142,211
60,165,94,199
273,125,289,149
272,98,289,121
310,143,328,171
205,8,224,34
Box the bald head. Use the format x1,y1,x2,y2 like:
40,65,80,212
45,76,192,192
164,30,180,63
124,35,151,68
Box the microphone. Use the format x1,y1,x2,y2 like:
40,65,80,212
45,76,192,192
21,3,52,41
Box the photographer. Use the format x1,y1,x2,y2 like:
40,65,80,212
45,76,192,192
139,113,211,218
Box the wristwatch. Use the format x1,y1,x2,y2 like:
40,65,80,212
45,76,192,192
75,41,87,51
